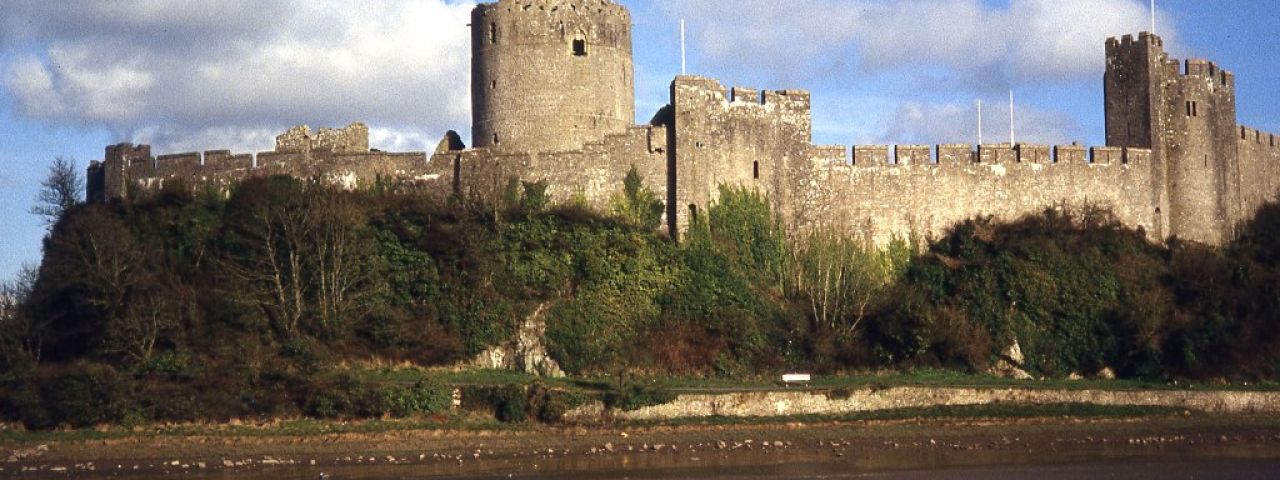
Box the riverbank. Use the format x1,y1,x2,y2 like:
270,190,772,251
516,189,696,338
4,407,1280,478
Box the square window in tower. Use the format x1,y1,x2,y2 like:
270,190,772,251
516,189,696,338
573,38,587,56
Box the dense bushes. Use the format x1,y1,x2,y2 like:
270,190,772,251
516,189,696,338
5,169,1280,429
864,205,1280,380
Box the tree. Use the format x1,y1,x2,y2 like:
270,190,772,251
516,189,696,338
32,156,83,225
220,177,312,337
0,265,42,368
309,191,384,337
610,166,664,230
787,231,910,339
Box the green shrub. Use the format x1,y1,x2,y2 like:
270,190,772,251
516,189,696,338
493,385,528,423
38,362,135,428
383,378,453,417
525,382,584,423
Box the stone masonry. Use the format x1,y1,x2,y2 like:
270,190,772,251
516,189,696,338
87,0,1280,247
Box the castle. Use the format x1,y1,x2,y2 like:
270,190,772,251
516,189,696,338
87,0,1280,246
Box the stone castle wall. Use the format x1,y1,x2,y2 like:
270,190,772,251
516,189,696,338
796,145,1156,246
668,76,812,238
87,123,433,202
1238,126,1280,221
85,0,1280,249
426,123,669,214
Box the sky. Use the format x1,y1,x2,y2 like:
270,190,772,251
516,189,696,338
2,0,1279,281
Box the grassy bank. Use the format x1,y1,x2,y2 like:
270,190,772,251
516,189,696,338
0,402,1197,446
359,367,1280,393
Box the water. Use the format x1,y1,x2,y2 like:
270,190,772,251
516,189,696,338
88,447,1278,479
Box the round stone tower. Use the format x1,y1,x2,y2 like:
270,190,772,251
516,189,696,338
471,0,635,153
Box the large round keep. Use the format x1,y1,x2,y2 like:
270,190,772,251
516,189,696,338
471,0,635,153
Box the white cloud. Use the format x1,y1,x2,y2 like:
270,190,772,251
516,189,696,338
666,0,1173,88
2,0,476,153
878,101,1082,146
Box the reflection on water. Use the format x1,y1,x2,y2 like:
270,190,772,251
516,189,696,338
91,444,1280,480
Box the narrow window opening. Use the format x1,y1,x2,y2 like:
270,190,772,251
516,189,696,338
573,38,587,56
492,133,500,145
490,80,496,90
1193,101,1199,117
689,204,699,224
753,161,760,179
490,23,498,44
1186,101,1193,117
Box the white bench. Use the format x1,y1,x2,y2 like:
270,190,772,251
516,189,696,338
781,373,812,387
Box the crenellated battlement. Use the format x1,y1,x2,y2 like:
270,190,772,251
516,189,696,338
835,144,1149,168
674,76,811,113
1240,126,1280,148
1184,59,1234,87
1106,31,1165,50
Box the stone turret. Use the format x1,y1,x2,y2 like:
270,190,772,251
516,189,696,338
1106,32,1240,243
470,0,635,154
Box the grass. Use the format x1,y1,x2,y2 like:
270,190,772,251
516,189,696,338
0,403,1195,446
0,414,525,445
656,369,1280,393
620,403,1195,428
352,366,1280,394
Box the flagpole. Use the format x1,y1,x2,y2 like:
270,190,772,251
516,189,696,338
1009,90,1015,146
1150,0,1156,34
977,100,983,146
680,19,687,75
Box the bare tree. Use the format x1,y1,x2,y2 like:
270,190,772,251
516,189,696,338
309,191,382,337
105,284,180,363
223,195,312,337
788,231,911,338
0,265,43,365
32,156,84,225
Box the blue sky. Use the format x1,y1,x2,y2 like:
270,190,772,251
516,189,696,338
1,0,1279,281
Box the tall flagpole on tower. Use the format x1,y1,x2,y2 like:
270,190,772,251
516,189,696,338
1009,90,1015,146
1151,0,1156,34
680,19,687,75
977,100,983,146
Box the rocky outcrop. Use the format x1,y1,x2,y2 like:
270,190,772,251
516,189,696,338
988,338,1033,380
472,303,565,378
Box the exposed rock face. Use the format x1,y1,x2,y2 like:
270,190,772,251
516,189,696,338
988,338,1034,380
473,303,565,378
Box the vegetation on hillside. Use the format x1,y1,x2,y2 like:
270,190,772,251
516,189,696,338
2,161,1279,430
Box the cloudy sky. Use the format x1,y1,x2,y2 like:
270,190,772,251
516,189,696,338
2,0,1280,280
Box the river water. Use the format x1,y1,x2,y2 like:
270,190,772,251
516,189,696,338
132,448,1279,479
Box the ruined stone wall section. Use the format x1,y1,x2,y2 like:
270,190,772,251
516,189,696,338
275,123,370,154
88,134,432,201
428,124,670,219
795,146,1157,246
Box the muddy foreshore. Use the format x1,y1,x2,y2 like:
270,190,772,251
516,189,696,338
4,414,1280,478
